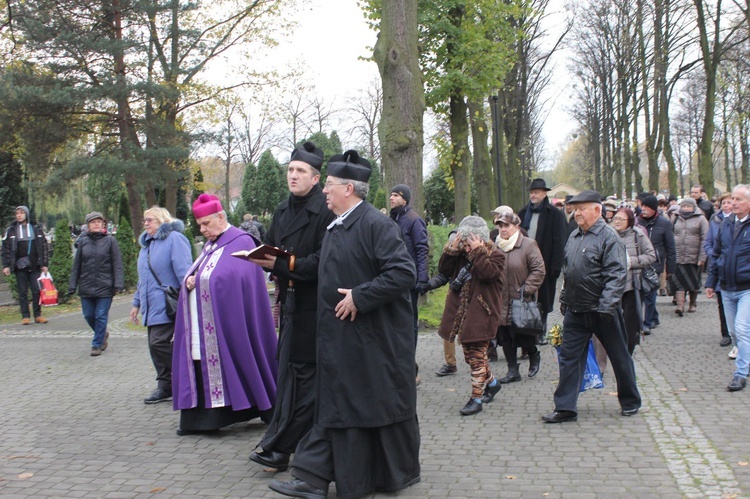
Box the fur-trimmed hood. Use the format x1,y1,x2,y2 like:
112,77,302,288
139,219,185,247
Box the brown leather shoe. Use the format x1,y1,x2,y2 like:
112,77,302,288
35,316,48,324
21,318,30,325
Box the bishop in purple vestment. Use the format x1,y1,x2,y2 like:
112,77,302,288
172,194,278,435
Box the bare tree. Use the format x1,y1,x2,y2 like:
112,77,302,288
347,79,383,163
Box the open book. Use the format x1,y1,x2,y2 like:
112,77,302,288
231,245,292,260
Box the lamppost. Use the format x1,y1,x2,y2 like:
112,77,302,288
491,95,503,206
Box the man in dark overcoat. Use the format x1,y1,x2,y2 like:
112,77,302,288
248,141,335,471
269,150,420,499
518,178,566,344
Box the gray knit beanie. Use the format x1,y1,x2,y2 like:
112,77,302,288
457,216,490,243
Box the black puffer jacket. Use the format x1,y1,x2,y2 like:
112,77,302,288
1,221,49,272
68,231,124,297
560,218,627,315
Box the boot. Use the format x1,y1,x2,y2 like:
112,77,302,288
528,351,541,378
688,291,697,313
675,291,685,317
499,364,521,383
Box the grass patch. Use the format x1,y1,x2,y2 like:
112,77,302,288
418,285,448,329
0,298,81,325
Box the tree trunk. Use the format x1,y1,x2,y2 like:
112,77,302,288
449,94,472,220
468,99,494,216
374,0,425,214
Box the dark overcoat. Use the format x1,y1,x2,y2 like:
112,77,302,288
265,184,335,364
518,197,566,313
316,201,417,428
437,242,505,343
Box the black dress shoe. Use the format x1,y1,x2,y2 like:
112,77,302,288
481,382,501,404
541,410,577,423
249,448,290,471
728,375,747,392
720,336,732,347
434,364,457,376
642,327,651,336
621,407,639,416
528,352,541,378
144,388,172,405
268,478,327,498
459,398,483,416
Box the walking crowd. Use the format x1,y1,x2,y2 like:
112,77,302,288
7,152,750,498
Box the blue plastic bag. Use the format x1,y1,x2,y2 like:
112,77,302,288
580,339,604,392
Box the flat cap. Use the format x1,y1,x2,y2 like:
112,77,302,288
566,190,602,205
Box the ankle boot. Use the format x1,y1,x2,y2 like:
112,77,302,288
499,365,521,383
675,291,685,316
528,351,541,378
688,291,697,312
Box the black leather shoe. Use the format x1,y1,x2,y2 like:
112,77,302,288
481,382,501,404
728,375,747,392
144,388,172,405
642,327,651,336
499,367,521,384
621,407,639,416
268,478,327,498
434,364,457,377
528,352,541,378
459,398,483,416
541,410,577,423
249,448,290,471
720,336,732,347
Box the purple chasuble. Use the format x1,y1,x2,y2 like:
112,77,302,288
172,226,278,412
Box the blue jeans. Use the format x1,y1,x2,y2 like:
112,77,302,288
721,289,750,378
81,297,113,348
642,290,659,328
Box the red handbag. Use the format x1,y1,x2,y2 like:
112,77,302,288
38,272,58,306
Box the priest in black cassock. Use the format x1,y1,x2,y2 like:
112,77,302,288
269,150,421,498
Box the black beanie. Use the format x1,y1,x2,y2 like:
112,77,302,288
642,195,659,212
391,184,411,204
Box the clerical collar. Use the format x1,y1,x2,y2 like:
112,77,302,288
327,200,363,230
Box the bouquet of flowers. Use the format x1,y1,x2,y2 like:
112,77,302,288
546,323,563,347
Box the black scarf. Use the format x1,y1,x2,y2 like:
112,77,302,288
290,184,321,215
390,204,407,220
521,197,546,231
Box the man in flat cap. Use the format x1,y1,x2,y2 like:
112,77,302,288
270,151,420,498
248,142,335,472
390,183,429,383
518,178,566,345
542,190,641,423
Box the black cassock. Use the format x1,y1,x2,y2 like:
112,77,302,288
291,201,421,498
259,185,335,455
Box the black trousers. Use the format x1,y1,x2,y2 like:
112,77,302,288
16,269,41,319
554,310,641,414
148,323,175,390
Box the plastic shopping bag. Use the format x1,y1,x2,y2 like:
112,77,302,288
38,272,58,306
580,339,604,392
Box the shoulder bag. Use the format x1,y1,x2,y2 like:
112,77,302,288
147,247,179,322
510,283,544,337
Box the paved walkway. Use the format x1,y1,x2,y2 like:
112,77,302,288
1,293,750,498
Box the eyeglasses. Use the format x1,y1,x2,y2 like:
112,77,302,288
324,181,349,189
143,218,156,224
612,216,628,222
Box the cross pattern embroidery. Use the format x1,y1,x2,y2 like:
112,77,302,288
205,261,216,272
205,322,215,335
212,386,223,399
202,289,210,302
208,354,219,367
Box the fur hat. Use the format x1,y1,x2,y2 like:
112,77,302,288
192,193,223,219
390,184,411,204
457,216,490,243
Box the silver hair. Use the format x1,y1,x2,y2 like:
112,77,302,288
351,179,370,199
733,184,750,201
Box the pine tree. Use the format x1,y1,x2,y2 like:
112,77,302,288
189,168,204,232
0,152,27,225
118,191,131,226
246,150,284,216
182,223,197,260
114,218,139,290
49,219,73,304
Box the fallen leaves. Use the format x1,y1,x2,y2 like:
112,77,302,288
17,473,33,480
150,487,166,493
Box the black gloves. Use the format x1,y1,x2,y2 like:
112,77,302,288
415,281,429,296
